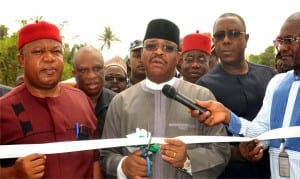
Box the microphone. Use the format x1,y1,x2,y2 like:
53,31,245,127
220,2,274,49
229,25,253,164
162,84,207,114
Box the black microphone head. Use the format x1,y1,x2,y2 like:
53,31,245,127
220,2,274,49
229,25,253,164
162,84,176,98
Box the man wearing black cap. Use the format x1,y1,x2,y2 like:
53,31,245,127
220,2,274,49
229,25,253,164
101,18,230,178
127,40,145,87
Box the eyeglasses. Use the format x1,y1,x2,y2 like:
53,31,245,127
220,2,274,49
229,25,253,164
274,37,300,46
105,76,127,82
213,30,246,41
184,56,209,64
143,43,178,53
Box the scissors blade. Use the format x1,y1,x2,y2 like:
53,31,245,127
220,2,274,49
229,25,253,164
147,133,152,152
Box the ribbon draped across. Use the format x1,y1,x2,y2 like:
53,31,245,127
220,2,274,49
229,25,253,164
1,126,300,159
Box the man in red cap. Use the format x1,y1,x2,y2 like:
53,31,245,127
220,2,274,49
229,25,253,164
179,31,211,83
0,21,102,178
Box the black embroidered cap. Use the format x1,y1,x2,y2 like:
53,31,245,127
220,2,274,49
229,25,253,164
143,19,180,47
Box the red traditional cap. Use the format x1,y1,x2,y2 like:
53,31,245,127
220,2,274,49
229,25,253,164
182,30,211,55
17,20,62,50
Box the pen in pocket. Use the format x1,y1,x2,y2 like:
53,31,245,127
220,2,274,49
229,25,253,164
75,122,79,139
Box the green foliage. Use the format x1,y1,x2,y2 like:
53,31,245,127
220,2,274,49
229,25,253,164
248,54,259,64
0,32,22,87
63,43,87,64
16,16,43,26
0,25,8,40
63,43,72,64
248,45,275,68
62,61,73,81
62,43,87,81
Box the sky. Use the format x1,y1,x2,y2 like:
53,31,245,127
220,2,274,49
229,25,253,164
1,0,299,60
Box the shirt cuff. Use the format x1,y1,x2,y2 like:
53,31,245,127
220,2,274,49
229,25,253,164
117,156,128,179
181,157,192,175
228,112,242,135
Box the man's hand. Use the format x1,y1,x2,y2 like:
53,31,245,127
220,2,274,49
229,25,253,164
13,153,46,178
122,150,147,178
239,139,264,162
190,100,231,126
160,138,187,168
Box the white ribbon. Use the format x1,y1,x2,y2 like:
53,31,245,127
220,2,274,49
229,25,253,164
1,126,300,159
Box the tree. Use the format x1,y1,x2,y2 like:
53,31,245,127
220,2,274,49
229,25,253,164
248,45,275,68
16,16,43,26
0,33,21,86
98,26,120,51
0,25,8,40
62,43,86,81
62,61,73,81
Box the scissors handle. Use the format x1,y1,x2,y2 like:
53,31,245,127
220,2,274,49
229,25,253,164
146,155,151,176
141,146,151,177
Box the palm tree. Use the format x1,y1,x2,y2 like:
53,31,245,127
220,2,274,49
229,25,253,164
98,26,120,51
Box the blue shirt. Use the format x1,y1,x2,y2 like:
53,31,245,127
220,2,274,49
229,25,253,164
228,70,300,179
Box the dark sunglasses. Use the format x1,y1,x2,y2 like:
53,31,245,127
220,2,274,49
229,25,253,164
213,30,246,41
143,43,178,53
105,76,127,82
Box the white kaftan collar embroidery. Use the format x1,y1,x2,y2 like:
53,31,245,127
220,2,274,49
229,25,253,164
145,77,176,90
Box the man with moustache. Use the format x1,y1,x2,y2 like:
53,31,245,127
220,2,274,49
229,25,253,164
127,40,146,87
101,18,230,178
